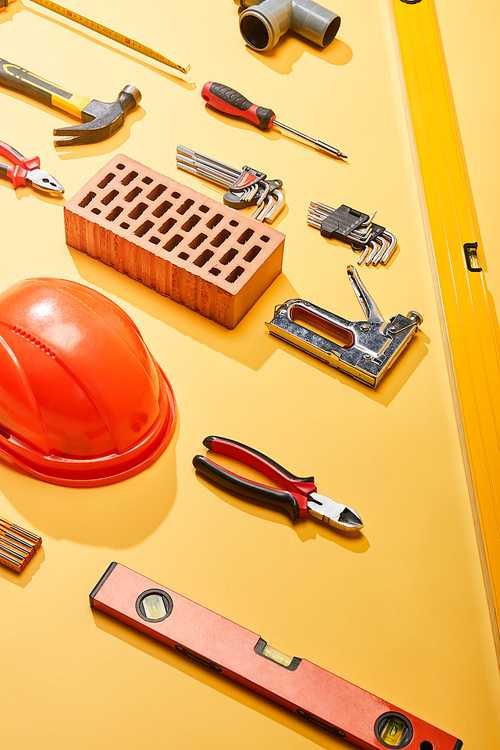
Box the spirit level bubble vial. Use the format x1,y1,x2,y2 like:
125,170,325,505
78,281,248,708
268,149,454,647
90,563,462,750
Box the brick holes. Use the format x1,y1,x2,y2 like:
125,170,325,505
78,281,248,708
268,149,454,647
79,191,96,208
128,202,148,220
189,233,207,250
135,220,154,238
220,248,238,265
238,228,254,244
66,155,285,327
207,213,223,229
125,186,142,202
121,170,138,186
244,246,261,262
177,198,195,215
106,206,123,222
97,173,115,189
147,184,167,201
194,249,213,267
164,235,182,252
159,218,176,234
102,189,119,206
182,215,201,231
153,201,173,218
211,229,230,248
226,266,244,283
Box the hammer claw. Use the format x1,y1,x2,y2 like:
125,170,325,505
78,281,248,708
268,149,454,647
53,133,99,147
0,59,141,146
52,85,141,146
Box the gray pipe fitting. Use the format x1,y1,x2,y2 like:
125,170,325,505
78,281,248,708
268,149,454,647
236,0,340,52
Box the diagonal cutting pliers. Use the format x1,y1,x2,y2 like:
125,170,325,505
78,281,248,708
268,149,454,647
193,436,363,532
0,141,64,196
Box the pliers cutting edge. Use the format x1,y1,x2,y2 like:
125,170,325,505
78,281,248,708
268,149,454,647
0,141,64,196
193,436,363,532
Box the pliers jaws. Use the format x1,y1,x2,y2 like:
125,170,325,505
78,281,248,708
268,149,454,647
24,166,65,196
307,492,363,531
0,141,64,196
193,436,363,533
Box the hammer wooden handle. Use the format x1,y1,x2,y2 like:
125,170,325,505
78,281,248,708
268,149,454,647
0,57,91,119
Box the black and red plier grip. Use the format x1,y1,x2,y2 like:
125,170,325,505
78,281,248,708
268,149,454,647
193,436,318,522
193,436,363,531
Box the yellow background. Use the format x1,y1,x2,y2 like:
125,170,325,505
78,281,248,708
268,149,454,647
0,0,499,747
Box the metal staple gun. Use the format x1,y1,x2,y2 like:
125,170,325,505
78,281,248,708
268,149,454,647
266,265,423,387
176,145,286,223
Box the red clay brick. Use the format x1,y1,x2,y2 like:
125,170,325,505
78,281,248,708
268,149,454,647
64,154,285,328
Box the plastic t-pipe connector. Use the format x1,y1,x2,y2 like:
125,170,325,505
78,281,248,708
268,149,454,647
236,0,340,52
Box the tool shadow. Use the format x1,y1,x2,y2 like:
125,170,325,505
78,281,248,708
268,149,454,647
0,545,45,588
0,180,65,204
244,33,353,75
1,2,195,90
68,243,426,394
69,246,298,371
0,86,146,159
0,422,180,548
203,108,351,165
266,326,430,407
91,608,348,749
193,466,369,554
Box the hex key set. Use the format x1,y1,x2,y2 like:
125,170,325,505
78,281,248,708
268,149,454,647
176,145,286,223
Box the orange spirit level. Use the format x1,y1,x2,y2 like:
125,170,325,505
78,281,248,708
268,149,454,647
90,563,462,750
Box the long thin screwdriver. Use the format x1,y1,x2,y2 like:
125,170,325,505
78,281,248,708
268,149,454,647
202,81,347,160
2,0,190,74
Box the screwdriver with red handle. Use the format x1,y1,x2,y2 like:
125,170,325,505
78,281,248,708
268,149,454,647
202,82,347,160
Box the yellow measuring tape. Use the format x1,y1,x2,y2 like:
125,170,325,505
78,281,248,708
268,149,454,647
390,0,500,650
6,0,190,74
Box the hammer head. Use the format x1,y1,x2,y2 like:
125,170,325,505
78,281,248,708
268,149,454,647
53,85,142,146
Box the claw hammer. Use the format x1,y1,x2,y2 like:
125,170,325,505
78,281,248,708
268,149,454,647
0,57,141,146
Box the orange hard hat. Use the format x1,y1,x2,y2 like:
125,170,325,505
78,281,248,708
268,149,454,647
0,278,176,486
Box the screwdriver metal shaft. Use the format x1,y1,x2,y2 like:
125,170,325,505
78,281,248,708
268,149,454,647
202,82,347,160
273,120,346,159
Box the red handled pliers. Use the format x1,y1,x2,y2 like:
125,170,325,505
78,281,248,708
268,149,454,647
0,141,64,196
193,436,363,532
